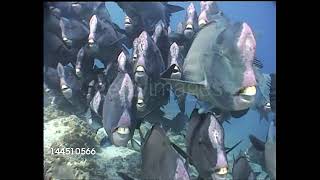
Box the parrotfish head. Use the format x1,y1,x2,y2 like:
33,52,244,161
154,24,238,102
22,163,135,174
187,110,228,179
184,2,199,39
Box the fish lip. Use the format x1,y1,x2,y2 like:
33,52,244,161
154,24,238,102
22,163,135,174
234,86,257,96
172,65,181,74
198,19,207,28
214,166,228,175
185,24,193,30
115,127,131,135
124,17,132,26
112,130,131,146
136,100,145,108
264,102,271,110
61,85,69,91
237,95,255,105
61,87,72,99
88,39,95,47
45,88,51,93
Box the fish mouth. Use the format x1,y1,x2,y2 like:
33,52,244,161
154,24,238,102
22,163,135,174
71,3,80,7
265,102,271,109
135,66,146,78
136,99,146,109
75,68,82,77
63,37,72,46
124,16,132,26
198,19,207,28
135,65,145,73
185,24,193,30
235,86,257,97
215,167,228,175
211,167,228,179
132,54,138,61
61,85,72,99
171,65,182,79
88,39,95,47
116,127,130,135
45,88,51,93
112,128,131,146
232,86,256,110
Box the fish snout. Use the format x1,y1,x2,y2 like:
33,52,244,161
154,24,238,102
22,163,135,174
184,24,195,39
134,66,148,86
61,85,73,99
136,98,146,111
170,65,182,79
112,128,131,147
63,37,72,47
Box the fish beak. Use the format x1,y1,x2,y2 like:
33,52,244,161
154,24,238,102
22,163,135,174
133,54,138,61
124,16,132,27
88,39,95,47
61,84,68,90
137,99,145,108
173,65,180,73
239,86,256,96
198,19,207,28
136,66,145,73
116,127,130,135
63,37,68,41
216,167,228,175
185,24,193,30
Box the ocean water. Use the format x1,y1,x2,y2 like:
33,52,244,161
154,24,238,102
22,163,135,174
106,1,276,156
44,2,276,179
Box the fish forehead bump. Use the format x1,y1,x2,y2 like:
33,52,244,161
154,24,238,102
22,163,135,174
236,22,256,54
118,51,128,71
188,2,195,11
174,158,190,180
89,15,98,30
170,42,180,57
138,31,151,51
139,31,149,42
208,114,223,147
117,109,132,127
119,73,134,105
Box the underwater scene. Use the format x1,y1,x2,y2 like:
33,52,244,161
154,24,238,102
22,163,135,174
44,1,276,180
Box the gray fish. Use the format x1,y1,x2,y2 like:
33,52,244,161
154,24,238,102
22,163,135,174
102,51,136,147
86,14,126,78
141,124,190,180
44,9,77,68
56,63,87,113
50,2,101,22
162,42,188,115
186,109,228,179
162,17,258,112
117,2,184,33
232,151,260,180
252,68,272,122
152,20,170,69
132,31,168,115
59,17,89,48
248,121,276,180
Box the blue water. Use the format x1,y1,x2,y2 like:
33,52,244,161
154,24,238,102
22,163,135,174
105,2,276,155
